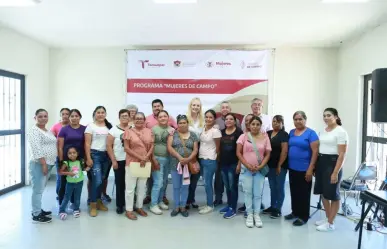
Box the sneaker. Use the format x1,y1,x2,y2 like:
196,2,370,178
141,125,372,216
262,207,273,214
284,213,297,220
150,205,163,215
73,210,80,218
158,202,169,210
223,209,236,219
246,214,254,228
40,209,52,217
199,205,207,210
254,214,263,228
102,194,112,203
317,222,335,232
219,206,230,214
199,206,213,214
270,210,282,219
315,219,328,226
32,213,52,224
238,205,246,213
59,213,67,220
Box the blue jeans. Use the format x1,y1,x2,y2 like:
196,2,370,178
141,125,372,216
55,157,61,195
90,150,110,202
159,156,170,200
59,181,83,213
241,165,265,215
151,156,170,206
200,159,217,206
267,167,287,211
29,161,54,216
171,170,189,209
221,164,239,210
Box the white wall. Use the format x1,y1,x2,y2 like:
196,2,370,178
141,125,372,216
0,27,50,183
49,47,338,133
338,22,387,176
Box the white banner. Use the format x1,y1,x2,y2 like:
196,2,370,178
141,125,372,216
126,50,270,120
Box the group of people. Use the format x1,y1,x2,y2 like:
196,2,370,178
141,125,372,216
27,97,348,232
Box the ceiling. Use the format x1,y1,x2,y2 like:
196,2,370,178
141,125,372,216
0,0,387,48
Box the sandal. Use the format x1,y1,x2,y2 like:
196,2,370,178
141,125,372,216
125,211,138,220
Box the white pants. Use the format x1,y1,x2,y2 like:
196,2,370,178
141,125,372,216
125,166,148,212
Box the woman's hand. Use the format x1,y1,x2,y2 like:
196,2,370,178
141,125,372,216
41,164,48,176
331,172,339,184
112,160,118,170
305,168,313,182
86,159,93,168
69,172,76,177
276,166,281,175
179,157,188,165
153,160,160,171
140,160,146,167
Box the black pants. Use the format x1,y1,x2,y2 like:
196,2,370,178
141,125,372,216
146,178,153,197
289,169,312,222
214,164,224,201
114,160,126,208
58,175,75,205
187,173,200,204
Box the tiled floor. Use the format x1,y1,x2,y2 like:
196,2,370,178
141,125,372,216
0,178,386,249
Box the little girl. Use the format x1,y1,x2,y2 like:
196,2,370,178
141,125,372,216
59,147,89,220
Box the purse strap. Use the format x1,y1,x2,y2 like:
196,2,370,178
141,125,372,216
131,129,151,154
248,132,262,164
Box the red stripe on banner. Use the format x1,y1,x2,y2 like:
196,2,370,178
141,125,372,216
127,79,266,94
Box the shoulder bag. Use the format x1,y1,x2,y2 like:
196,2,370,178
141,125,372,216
178,132,200,174
247,132,269,176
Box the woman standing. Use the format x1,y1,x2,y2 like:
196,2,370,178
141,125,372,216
84,106,112,217
126,104,138,128
285,111,319,226
314,108,348,232
107,109,130,214
218,113,243,219
167,114,199,217
150,110,174,215
237,116,271,228
123,112,154,220
28,109,57,223
57,109,86,206
264,115,288,218
186,97,204,209
198,109,221,215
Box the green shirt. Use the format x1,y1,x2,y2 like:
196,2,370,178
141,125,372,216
152,125,173,157
64,160,84,183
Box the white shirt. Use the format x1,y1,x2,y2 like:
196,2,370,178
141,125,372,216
241,113,272,132
109,125,126,161
189,119,203,138
199,127,222,160
318,126,348,155
28,125,58,165
85,123,109,151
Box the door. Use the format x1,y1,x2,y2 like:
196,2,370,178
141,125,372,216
0,69,25,195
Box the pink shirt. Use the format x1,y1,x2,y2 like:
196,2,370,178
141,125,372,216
145,114,177,129
124,128,154,165
50,122,63,137
237,133,271,166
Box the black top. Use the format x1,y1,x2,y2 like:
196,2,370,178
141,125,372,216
220,127,243,165
267,129,289,169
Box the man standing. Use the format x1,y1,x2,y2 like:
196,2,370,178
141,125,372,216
213,101,241,205
143,99,177,205
239,98,272,213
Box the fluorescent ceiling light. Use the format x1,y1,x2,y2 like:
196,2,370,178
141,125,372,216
321,0,370,3
154,0,197,4
0,0,40,7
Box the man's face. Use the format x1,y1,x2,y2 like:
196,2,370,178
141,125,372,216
220,103,231,117
152,102,163,115
251,100,263,115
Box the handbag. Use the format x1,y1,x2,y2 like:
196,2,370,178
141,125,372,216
178,133,200,174
247,132,269,176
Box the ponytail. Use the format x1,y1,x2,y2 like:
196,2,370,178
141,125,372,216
336,117,342,126
104,119,113,129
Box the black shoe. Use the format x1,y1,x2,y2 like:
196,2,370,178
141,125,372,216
34,209,51,217
180,209,189,217
293,218,307,226
171,209,180,217
213,200,223,207
32,213,52,224
270,210,282,219
284,213,297,220
238,205,246,213
116,207,124,214
261,203,265,210
102,194,112,203
262,207,274,214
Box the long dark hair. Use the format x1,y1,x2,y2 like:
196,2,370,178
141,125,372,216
273,115,285,131
324,108,342,126
69,109,82,118
204,109,217,118
92,106,112,129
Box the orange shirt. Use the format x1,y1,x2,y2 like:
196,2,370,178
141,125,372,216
124,128,154,165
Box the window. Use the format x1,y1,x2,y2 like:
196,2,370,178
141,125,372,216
0,69,25,195
361,74,387,186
